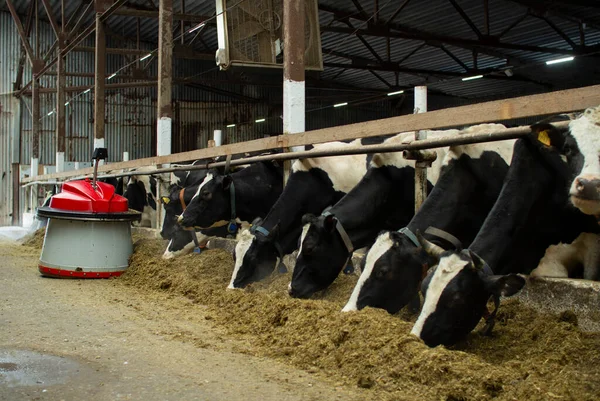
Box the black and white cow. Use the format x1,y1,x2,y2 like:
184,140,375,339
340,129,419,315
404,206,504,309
160,182,236,258
228,138,382,289
341,126,515,313
163,162,283,258
289,128,467,299
177,161,283,230
411,110,600,347
123,166,168,228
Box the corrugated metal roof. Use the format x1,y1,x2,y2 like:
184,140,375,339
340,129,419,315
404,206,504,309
1,0,599,100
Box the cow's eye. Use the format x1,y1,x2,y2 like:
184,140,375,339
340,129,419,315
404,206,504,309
375,268,387,279
563,145,572,156
202,191,212,200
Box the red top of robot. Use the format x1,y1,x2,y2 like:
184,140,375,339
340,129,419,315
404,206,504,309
49,179,129,213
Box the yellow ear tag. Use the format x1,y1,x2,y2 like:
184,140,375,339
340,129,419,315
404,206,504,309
162,196,170,204
537,130,551,146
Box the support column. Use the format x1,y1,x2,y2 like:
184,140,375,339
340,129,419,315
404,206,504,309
56,34,66,172
157,0,173,157
94,1,108,154
12,164,20,226
283,0,305,184
414,86,428,212
31,65,40,177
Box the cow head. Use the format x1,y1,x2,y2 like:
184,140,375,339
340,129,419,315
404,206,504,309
160,184,186,240
228,222,281,289
289,213,352,299
531,107,600,216
162,229,196,259
123,177,147,213
411,235,525,347
178,171,233,229
565,106,600,215
342,230,431,314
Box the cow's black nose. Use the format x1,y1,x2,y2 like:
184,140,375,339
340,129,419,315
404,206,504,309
287,286,296,297
574,178,600,200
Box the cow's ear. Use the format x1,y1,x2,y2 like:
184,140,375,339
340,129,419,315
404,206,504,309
222,175,233,190
301,213,316,225
323,214,337,233
530,123,564,149
482,274,526,297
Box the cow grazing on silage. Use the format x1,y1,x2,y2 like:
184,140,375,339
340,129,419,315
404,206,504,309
288,128,460,299
411,110,600,347
341,125,515,314
228,138,383,290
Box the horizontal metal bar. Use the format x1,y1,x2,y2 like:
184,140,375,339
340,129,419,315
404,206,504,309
21,83,599,184
28,121,570,185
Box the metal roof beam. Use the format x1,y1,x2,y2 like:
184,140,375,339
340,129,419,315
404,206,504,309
321,25,577,55
448,0,483,38
14,0,36,91
539,15,577,49
40,0,62,38
5,0,37,66
324,62,466,77
345,21,384,63
438,44,470,72
368,69,393,88
350,0,369,20
386,0,411,26
113,7,211,23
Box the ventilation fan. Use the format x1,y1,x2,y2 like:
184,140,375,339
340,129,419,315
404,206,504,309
215,0,323,70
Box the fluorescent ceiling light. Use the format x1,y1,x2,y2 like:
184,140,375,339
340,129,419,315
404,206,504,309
188,23,206,33
107,73,117,80
255,118,265,123
546,56,574,65
387,90,404,96
334,102,348,108
47,111,54,116
64,101,69,106
140,53,152,61
227,124,236,128
462,75,483,81
84,89,91,94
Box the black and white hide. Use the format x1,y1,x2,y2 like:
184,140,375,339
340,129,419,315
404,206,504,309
411,113,600,347
228,138,382,290
289,128,464,299
342,125,514,314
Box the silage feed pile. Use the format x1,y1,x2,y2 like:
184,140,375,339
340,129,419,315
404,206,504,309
122,238,600,401
21,227,46,249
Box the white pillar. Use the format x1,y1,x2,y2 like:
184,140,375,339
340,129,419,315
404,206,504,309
213,130,222,147
283,80,305,153
56,152,65,173
31,157,39,178
157,117,172,156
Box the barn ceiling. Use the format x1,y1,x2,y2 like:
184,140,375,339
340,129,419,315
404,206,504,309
2,0,600,102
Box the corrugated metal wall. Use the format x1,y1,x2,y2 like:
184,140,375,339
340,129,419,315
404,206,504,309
0,12,20,225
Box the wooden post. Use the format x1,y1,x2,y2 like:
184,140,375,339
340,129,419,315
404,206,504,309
283,0,305,185
414,86,428,212
94,1,108,154
157,0,173,158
